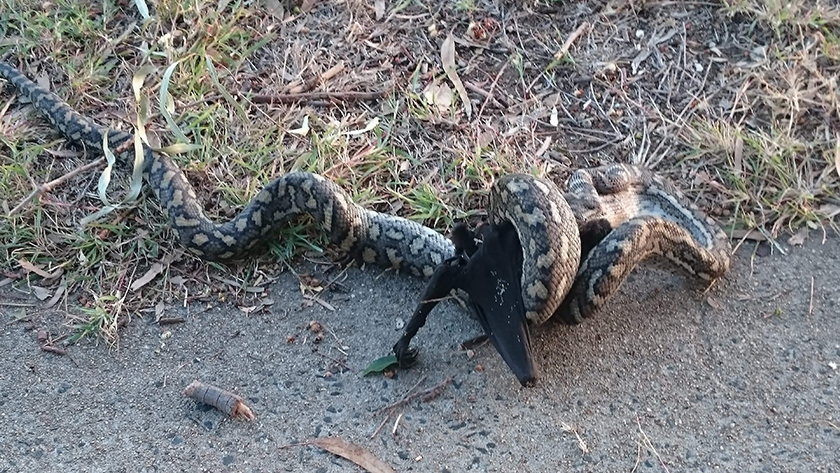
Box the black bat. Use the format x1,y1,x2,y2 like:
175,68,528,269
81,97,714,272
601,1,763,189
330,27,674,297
393,221,538,386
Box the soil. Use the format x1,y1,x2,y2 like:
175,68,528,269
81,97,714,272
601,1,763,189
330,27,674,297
1,236,838,472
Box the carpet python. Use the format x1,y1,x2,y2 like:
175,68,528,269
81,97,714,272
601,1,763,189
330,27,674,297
0,62,731,327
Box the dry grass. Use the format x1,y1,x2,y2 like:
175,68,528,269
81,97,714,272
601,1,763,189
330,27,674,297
0,0,837,341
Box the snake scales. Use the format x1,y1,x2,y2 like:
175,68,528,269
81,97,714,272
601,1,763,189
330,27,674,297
0,62,731,327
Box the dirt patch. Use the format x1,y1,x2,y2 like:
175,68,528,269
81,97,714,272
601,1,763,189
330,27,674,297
2,235,839,471
1,1,838,338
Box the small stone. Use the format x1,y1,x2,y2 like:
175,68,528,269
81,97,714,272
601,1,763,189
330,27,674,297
222,455,234,466
466,349,475,359
829,362,837,370
308,321,322,333
635,29,645,38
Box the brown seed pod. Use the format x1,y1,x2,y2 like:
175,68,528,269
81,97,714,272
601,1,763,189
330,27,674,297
308,320,322,333
183,380,255,421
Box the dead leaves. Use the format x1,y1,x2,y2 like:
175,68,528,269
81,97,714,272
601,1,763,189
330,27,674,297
422,81,453,112
130,263,164,292
440,34,471,119
304,437,396,473
18,259,62,279
834,133,840,178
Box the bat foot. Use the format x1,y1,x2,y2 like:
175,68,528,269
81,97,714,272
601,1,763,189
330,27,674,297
393,341,419,368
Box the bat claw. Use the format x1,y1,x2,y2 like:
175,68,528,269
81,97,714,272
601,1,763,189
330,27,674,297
394,344,419,368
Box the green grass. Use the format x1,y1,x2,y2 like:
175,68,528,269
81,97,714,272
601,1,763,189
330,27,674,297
0,0,838,343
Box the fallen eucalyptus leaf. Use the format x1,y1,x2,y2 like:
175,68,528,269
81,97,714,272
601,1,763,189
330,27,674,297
441,34,471,118
361,355,399,376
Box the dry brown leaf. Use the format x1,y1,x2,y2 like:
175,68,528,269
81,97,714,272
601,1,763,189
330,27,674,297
423,82,453,112
787,226,808,246
18,259,62,279
262,0,284,19
310,437,396,473
730,229,767,241
44,282,65,309
834,133,839,178
733,135,743,175
32,286,51,301
441,34,471,119
817,204,840,219
300,0,316,13
130,263,164,292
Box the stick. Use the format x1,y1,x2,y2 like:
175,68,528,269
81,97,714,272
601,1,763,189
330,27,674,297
554,22,591,61
373,375,427,415
245,90,389,105
9,157,107,215
374,377,451,415
288,63,346,94
526,22,590,95
371,412,392,439
464,81,509,109
312,349,355,372
41,345,67,356
476,62,509,120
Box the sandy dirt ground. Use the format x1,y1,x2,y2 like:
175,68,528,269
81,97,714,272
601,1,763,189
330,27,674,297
1,235,839,473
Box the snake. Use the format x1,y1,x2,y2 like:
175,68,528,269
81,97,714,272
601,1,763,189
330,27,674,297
0,61,732,328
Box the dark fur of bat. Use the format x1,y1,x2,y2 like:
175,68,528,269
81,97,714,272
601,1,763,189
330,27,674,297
394,221,538,386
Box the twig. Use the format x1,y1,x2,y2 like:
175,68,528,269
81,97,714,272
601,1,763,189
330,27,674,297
288,63,345,94
10,157,107,215
374,377,451,415
40,345,67,356
635,414,671,473
374,375,428,415
391,412,403,435
526,22,591,95
371,414,391,439
477,62,509,120
464,82,508,109
808,276,814,316
312,349,355,372
245,90,389,104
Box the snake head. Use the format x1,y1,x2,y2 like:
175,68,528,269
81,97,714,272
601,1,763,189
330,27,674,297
461,222,538,387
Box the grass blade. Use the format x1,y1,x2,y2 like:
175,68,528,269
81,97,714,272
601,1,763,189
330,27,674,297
159,60,189,143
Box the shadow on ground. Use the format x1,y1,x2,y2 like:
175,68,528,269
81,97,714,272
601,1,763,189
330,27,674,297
1,237,839,472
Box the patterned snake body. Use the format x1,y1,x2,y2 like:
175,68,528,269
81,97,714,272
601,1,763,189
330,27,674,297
561,164,731,323
0,62,731,328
